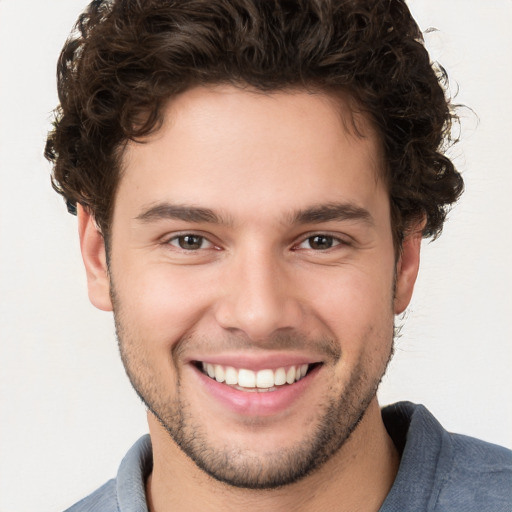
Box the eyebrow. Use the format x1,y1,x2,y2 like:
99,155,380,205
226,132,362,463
135,203,232,225
135,201,373,227
289,203,374,226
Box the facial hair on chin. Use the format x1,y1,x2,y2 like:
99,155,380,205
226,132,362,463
113,301,394,490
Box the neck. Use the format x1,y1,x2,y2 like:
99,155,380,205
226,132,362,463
146,399,399,512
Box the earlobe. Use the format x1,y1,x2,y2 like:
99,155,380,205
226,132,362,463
394,226,423,315
77,204,113,312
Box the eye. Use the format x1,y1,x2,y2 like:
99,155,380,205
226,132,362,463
296,235,343,251
168,234,213,251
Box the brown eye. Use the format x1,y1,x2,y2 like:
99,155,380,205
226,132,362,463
307,235,335,250
169,234,210,250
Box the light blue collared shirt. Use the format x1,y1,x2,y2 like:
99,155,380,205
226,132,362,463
64,402,512,512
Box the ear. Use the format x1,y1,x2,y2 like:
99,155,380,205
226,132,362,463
394,224,423,315
77,204,113,311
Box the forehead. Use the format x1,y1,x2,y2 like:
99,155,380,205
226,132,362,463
116,85,386,224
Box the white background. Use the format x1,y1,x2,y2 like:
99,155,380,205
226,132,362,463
0,1,511,511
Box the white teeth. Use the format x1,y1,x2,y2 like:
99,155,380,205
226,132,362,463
274,367,287,386
200,363,311,389
238,369,256,388
225,366,238,385
214,364,225,383
286,366,296,384
256,369,275,388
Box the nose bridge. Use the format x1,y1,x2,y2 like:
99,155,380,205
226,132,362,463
215,242,301,340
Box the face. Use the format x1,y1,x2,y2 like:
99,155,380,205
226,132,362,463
80,86,420,489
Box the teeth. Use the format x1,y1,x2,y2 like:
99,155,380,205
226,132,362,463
225,366,238,385
274,367,286,386
256,369,274,388
200,363,311,389
214,364,225,383
238,369,256,388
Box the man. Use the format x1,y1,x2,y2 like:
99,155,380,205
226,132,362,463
45,0,512,510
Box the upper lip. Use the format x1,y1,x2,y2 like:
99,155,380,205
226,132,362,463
186,352,323,371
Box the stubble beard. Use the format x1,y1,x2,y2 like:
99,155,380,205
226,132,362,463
157,357,385,490
113,301,394,490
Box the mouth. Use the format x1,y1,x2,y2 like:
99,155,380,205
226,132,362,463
194,361,321,392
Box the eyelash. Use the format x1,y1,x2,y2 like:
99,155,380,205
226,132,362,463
164,232,350,252
166,233,216,251
293,234,348,251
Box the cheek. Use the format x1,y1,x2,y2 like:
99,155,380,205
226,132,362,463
299,265,395,349
113,264,215,348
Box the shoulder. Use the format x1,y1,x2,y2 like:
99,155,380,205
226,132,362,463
450,431,512,468
381,402,512,512
435,432,512,511
62,434,152,512
63,479,118,512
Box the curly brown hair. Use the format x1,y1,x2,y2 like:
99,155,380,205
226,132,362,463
45,0,463,245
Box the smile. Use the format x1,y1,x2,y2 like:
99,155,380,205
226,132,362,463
198,362,314,391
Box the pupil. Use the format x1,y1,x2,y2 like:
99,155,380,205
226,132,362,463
310,235,333,250
179,235,202,250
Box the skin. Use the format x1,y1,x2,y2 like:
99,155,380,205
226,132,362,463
78,85,422,511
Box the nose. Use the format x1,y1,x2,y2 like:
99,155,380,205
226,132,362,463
214,245,303,342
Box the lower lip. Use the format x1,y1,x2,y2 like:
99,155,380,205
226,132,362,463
193,365,321,417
